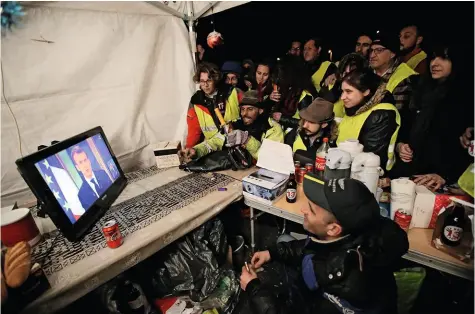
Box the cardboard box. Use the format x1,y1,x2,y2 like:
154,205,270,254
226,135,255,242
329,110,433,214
242,169,289,205
410,186,472,229
242,140,294,205
431,199,474,263
153,141,181,168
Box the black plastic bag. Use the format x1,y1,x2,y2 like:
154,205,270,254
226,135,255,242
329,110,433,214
151,218,228,301
180,147,253,172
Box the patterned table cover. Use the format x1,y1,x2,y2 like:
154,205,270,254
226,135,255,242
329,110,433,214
23,166,244,314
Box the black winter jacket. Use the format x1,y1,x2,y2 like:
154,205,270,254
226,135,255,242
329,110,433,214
342,90,397,170
245,217,409,314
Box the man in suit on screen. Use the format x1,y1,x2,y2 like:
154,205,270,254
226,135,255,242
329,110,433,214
71,146,111,218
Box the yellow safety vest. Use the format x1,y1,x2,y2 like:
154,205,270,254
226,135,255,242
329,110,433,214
458,163,474,197
311,61,333,93
194,88,240,140
386,63,417,93
336,103,400,170
333,99,345,124
292,90,314,119
405,50,427,72
292,133,307,153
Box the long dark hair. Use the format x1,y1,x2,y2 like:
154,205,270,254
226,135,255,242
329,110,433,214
274,58,317,116
251,60,274,94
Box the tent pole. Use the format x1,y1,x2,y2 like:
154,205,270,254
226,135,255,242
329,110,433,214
187,1,197,69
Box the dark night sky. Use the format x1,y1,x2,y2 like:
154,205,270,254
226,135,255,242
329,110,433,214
196,1,474,65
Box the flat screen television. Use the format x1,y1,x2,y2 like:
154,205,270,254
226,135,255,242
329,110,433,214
15,126,127,241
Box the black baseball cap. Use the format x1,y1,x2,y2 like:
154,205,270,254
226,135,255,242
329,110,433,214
371,33,400,54
303,174,380,233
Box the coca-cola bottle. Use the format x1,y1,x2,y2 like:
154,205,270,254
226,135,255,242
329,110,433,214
286,173,297,203
441,205,465,247
315,138,329,178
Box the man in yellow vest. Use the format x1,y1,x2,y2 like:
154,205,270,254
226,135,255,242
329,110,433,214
369,34,417,111
225,90,284,160
399,24,427,75
303,37,337,94
284,98,337,157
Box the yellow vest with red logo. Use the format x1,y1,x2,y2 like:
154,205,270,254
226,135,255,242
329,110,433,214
193,89,240,141
336,103,400,170
406,50,427,72
311,61,334,93
386,63,417,93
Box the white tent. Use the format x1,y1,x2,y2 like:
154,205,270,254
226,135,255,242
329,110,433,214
1,1,248,206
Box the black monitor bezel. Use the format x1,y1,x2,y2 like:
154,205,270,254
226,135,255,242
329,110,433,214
15,126,127,242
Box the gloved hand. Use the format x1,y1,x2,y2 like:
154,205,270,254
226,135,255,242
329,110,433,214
226,130,249,147
178,148,196,163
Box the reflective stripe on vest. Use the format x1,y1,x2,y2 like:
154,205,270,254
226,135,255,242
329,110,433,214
194,89,240,140
293,90,314,119
292,133,307,153
406,50,427,72
336,103,400,170
458,163,474,198
311,61,332,93
386,63,417,93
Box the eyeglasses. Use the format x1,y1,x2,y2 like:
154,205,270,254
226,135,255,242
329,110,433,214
199,79,213,86
290,47,301,52
368,47,388,55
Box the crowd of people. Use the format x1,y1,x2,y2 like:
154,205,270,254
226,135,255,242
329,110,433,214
178,24,474,314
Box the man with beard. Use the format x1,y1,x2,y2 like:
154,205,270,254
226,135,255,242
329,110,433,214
225,90,284,160
355,34,373,58
285,98,338,158
399,24,427,74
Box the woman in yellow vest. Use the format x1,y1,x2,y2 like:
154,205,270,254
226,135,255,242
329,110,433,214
270,58,318,130
182,62,241,160
337,69,400,171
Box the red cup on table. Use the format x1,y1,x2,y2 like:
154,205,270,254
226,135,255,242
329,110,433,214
1,208,41,247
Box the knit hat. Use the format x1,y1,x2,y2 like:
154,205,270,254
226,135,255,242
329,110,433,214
221,61,242,75
303,175,380,233
371,33,400,54
299,98,334,124
240,90,264,109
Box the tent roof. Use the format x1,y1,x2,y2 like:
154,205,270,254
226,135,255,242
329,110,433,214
22,1,249,20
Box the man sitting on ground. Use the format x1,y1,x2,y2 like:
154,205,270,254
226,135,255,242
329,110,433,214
240,175,409,314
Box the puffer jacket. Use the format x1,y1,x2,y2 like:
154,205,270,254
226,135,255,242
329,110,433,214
341,84,397,169
245,217,409,314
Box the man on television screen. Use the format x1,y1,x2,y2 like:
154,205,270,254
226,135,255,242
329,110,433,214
71,146,110,214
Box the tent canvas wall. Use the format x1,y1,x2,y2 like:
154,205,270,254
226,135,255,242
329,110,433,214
1,1,247,206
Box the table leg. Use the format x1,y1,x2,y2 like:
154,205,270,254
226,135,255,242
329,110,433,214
250,207,255,253
281,219,287,234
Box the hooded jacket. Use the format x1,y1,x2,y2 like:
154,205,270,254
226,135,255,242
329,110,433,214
245,217,409,314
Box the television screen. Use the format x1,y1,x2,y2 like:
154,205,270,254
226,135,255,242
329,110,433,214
34,134,121,224
16,127,127,241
